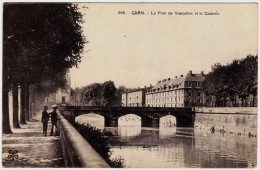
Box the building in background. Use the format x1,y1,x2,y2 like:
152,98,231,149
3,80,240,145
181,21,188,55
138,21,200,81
146,71,206,107
122,86,152,107
44,72,71,106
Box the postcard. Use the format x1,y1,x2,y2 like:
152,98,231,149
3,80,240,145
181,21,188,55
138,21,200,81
2,2,258,168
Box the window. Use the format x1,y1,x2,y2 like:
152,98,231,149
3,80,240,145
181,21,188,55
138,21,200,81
188,92,191,96
198,92,201,97
62,96,66,103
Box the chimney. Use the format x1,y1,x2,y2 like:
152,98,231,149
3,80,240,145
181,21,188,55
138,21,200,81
144,86,146,88
189,70,192,74
158,80,161,83
180,75,183,77
174,76,177,78
201,71,204,76
162,79,167,82
138,87,140,89
168,78,171,81
150,84,152,87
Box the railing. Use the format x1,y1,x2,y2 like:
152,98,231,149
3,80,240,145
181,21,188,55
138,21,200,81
58,112,110,168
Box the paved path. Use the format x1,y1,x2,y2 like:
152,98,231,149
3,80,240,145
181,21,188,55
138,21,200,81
2,118,65,168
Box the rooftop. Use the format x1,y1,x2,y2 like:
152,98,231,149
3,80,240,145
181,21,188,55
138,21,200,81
148,71,206,93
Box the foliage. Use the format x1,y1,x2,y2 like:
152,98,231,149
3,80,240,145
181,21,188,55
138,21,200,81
3,3,85,89
71,81,126,106
3,3,86,133
63,114,124,168
202,55,257,106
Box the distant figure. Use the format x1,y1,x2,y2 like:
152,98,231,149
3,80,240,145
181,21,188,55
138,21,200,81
41,106,49,136
50,105,58,136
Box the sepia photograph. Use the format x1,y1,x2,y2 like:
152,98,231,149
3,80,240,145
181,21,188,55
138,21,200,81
2,2,258,168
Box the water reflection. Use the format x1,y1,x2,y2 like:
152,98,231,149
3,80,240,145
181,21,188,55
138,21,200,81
108,126,256,168
76,113,256,168
117,127,141,137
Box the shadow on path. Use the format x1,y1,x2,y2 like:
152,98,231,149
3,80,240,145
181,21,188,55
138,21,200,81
2,119,65,168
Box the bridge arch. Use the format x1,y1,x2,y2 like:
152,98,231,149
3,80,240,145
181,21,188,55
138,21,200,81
160,115,177,127
75,113,105,129
118,114,141,127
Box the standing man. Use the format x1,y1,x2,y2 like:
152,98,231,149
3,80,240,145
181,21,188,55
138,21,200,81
50,105,58,136
41,106,49,136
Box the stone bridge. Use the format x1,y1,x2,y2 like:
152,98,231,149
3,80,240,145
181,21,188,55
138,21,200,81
59,106,196,127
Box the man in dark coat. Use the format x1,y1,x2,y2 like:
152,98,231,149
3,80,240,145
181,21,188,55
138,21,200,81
41,106,49,136
50,106,58,136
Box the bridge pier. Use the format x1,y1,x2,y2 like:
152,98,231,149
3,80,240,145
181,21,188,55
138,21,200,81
142,118,159,127
104,117,118,127
176,113,195,127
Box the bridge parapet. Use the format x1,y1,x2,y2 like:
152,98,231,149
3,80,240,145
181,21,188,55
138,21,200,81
59,106,193,112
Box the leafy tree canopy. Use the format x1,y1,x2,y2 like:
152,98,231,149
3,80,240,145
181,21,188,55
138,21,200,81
202,55,257,106
3,3,86,89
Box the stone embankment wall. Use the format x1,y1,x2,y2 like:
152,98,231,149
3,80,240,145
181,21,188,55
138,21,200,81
194,107,257,136
58,113,110,168
195,107,257,115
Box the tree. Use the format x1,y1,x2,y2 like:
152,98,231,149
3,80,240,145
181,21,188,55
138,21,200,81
202,63,229,107
238,55,258,106
114,86,126,106
77,81,125,106
101,81,117,106
202,55,258,107
3,3,86,133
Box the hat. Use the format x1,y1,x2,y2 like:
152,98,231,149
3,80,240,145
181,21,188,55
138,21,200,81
52,104,58,108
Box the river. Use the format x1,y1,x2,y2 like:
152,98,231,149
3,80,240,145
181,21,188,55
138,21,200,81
76,113,257,168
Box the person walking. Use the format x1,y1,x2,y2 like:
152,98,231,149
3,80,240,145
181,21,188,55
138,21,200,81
41,106,49,136
50,105,58,136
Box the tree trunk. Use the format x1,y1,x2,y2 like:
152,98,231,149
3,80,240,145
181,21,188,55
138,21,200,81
2,79,12,133
253,94,255,107
20,83,26,124
25,83,30,121
29,89,34,120
12,83,20,128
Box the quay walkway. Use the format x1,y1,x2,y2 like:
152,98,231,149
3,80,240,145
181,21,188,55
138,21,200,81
2,118,65,167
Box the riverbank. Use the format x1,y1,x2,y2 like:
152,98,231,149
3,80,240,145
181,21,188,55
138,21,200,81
194,113,257,137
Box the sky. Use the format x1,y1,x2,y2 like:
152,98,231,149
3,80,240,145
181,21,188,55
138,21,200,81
70,3,258,89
